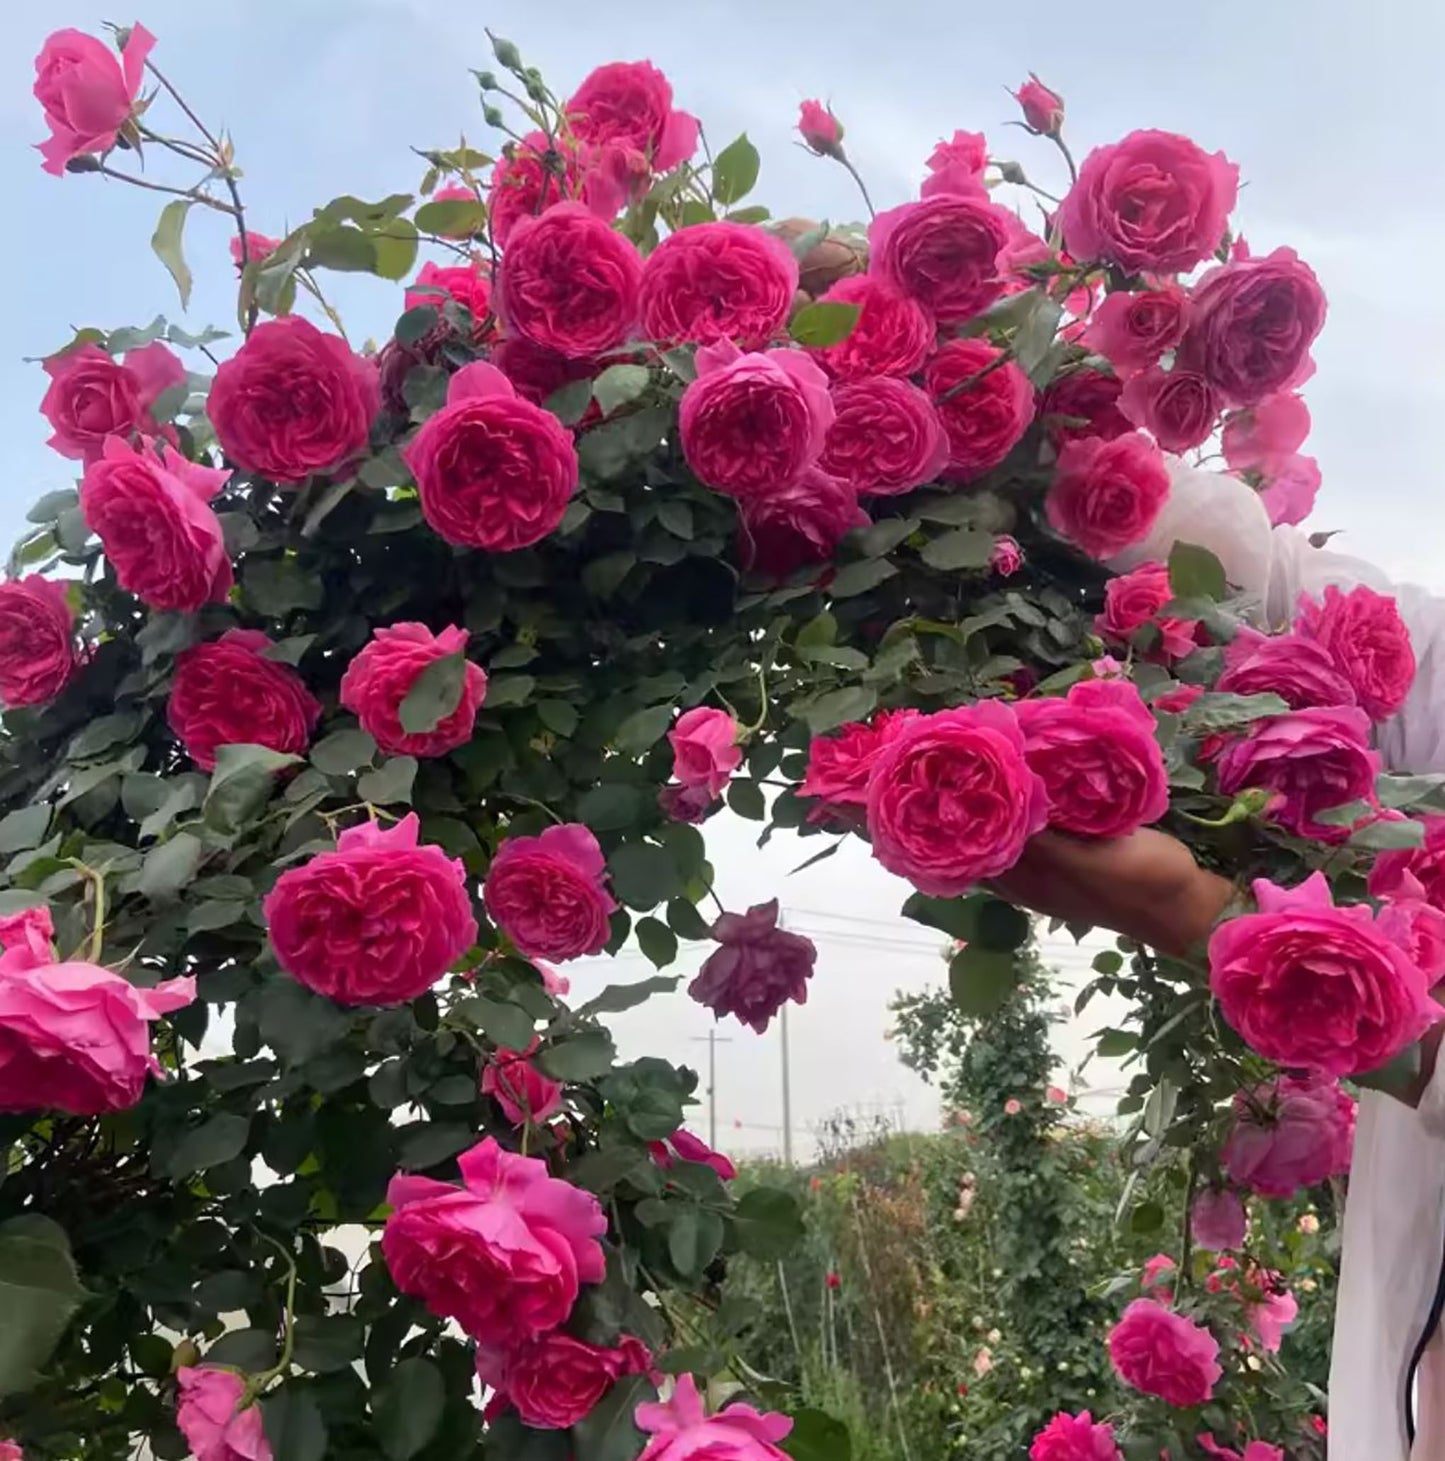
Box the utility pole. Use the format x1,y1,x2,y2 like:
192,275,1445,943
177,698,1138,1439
690,1029,731,1149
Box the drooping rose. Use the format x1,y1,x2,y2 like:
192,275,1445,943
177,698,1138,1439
669,708,742,799
1059,130,1239,274
209,316,379,485
484,823,617,962
404,362,579,551
819,377,948,496
565,60,698,173
1095,561,1199,661
167,630,322,772
0,576,77,709
175,1366,272,1461
339,623,487,759
925,338,1034,482
1222,392,1311,474
806,275,934,383
648,1128,738,1181
1040,367,1132,445
1258,452,1321,527
1028,1410,1121,1461
1370,815,1445,910
1045,431,1171,559
1119,367,1220,453
404,260,493,329
264,813,477,1006
33,23,154,176
1082,287,1189,379
801,711,920,824
476,1330,651,1430
382,1136,607,1344
1222,1076,1356,1197
688,899,817,1034
636,1374,792,1461
868,192,1014,324
1215,627,1357,712
1295,583,1416,723
230,231,281,273
1208,872,1437,1079
482,1039,563,1126
1012,75,1065,136
40,341,185,463
797,100,843,157
1107,1298,1222,1407
990,535,1024,577
1191,1187,1247,1252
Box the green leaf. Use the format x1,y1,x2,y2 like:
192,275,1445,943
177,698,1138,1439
608,842,684,909
243,558,323,617
788,301,862,348
712,134,761,205
799,685,877,735
1011,291,1064,378
546,379,594,427
1168,541,1228,602
1182,691,1288,734
399,651,468,735
357,756,418,806
310,728,378,776
0,805,51,856
901,893,979,942
0,1216,88,1398
258,980,352,1067
1356,1041,1423,1098
921,524,994,571
537,1029,617,1081
152,200,194,310
27,488,79,525
1350,815,1426,851
947,946,1017,1018
580,976,680,1018
828,559,897,598
537,700,580,737
726,780,766,821
414,197,486,236
163,1113,250,1178
1096,1029,1138,1058
373,1356,445,1460
616,705,675,757
572,1374,654,1461
1129,1200,1166,1235
458,996,536,1052
593,363,652,418
731,1187,805,1260
205,744,302,833
668,1207,724,1277
577,783,644,832
292,1315,363,1373
484,674,536,709
783,1409,853,1461
635,919,679,970
973,898,1031,951
666,897,712,940
261,1386,327,1461
206,1328,279,1371
140,832,204,903
582,551,637,599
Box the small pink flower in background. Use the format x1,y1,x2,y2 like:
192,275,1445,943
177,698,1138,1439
0,1441,21,1461
1222,392,1311,474
41,340,186,464
1107,1298,1222,1407
798,100,844,157
1191,1187,1247,1251
405,260,493,325
805,275,934,384
175,1366,272,1461
1295,583,1416,723
1370,813,1445,909
635,1374,792,1461
537,963,570,998
229,231,281,272
484,823,618,963
659,781,717,825
33,23,155,176
1082,287,1189,379
0,577,78,709
1258,452,1321,526
1380,890,1445,981
688,899,816,1034
1298,1212,1321,1235
669,708,742,799
1045,1085,1068,1105
482,1040,563,1126
1222,1074,1356,1198
1198,1440,1284,1461
648,1128,737,1181
990,535,1024,577
1041,367,1132,446
737,467,866,580
1012,75,1065,135
825,1270,842,1290
1141,1253,1176,1290
1089,656,1124,680
922,129,988,199
1004,1097,1023,1115
1029,1410,1122,1461
972,1346,994,1377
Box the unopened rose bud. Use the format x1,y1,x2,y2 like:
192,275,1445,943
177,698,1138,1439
997,160,1027,185
1011,74,1065,136
483,104,506,129
113,25,133,48
797,100,845,160
474,70,499,91
490,35,523,70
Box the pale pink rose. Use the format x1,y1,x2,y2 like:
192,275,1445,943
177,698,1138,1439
1215,627,1357,712
797,100,843,157
805,275,934,384
648,1128,738,1181
1370,814,1445,910
1012,75,1064,135
229,232,281,273
1045,1085,1068,1105
688,899,816,1034
1090,656,1126,679
1082,287,1189,379
565,61,699,173
1004,1097,1023,1115
1119,367,1220,454
1258,453,1321,527
1191,1188,1247,1251
1095,561,1199,662
0,576,78,709
737,467,866,579
33,23,154,176
1222,393,1311,474
990,535,1024,577
1028,1411,1121,1461
972,1347,995,1377
484,823,617,962
482,1039,564,1126
1222,1074,1356,1198
636,1374,792,1461
668,707,741,798
1107,1298,1222,1407
477,1330,650,1430
176,1366,271,1461
40,341,185,463
1295,583,1416,722
1141,1254,1176,1290
1045,431,1172,560
800,710,920,825
1249,1285,1298,1353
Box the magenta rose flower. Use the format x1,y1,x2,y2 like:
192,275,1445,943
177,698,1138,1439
1082,286,1189,379
1221,1074,1356,1198
339,622,487,759
264,813,477,1006
806,276,934,383
639,222,798,348
869,192,1014,325
737,468,865,580
1371,815,1445,909
1208,872,1438,1078
1259,452,1321,527
1178,247,1326,407
1059,130,1239,274
230,231,281,273
1380,892,1445,981
484,823,617,962
33,23,154,175
1012,75,1065,135
0,906,195,1115
0,576,78,709
926,129,988,181
801,710,920,825
1015,679,1169,839
636,1374,792,1461
1107,1298,1222,1407
1154,682,1204,715
866,703,1048,895
175,1366,272,1461
487,132,608,247
797,100,843,156
1028,1411,1121,1461
80,437,232,612
925,339,1034,482
41,340,185,464
490,336,597,408
990,535,1024,577
477,1330,651,1431
565,60,698,173
1040,367,1132,445
1119,367,1220,453
405,362,580,551
209,316,379,485
1045,431,1171,559
819,377,948,496
1215,627,1358,712
382,1136,606,1343
648,1128,738,1181
1095,562,1199,661
1295,583,1416,722
405,260,493,328
482,1039,563,1127
1191,1187,1247,1252
680,341,833,498
669,707,742,799
688,899,817,1034
1222,392,1310,474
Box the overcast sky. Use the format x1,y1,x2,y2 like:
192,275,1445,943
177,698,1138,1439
4,0,1443,1156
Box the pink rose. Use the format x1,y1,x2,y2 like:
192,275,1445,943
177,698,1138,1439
688,899,817,1034
482,1040,564,1126
1199,1442,1284,1461
1028,1411,1121,1461
1059,130,1239,274
339,623,487,759
1370,815,1445,910
807,276,934,383
565,61,698,173
405,260,493,329
1015,679,1169,839
1191,1187,1247,1252
1012,76,1064,136
1258,453,1321,527
868,192,1014,324
382,1136,606,1344
1249,1284,1298,1353
990,535,1024,577
0,906,195,1115
1179,248,1327,407
639,222,798,348
264,813,477,1006
490,336,596,408
0,1442,21,1461
797,100,843,157
1107,1298,1222,1407
80,437,233,612
175,1366,272,1461
819,377,948,496
1095,561,1199,661
925,339,1035,482
648,1128,738,1181
1045,431,1171,559
210,316,380,485
1209,872,1437,1078
801,710,920,824
1119,367,1220,453
0,576,77,708
659,782,717,825
230,232,281,273
1082,287,1189,378
1154,682,1204,715
637,1374,792,1461
1221,1075,1355,1198
484,823,617,962
669,708,741,798
921,130,989,200
477,1330,650,1430
487,132,610,248
1215,627,1358,712
167,630,321,772
1222,393,1310,474
1004,1097,1023,1115
735,468,862,579
1380,893,1445,981
1141,1254,1176,1290
1295,583,1416,722
40,340,186,463
33,24,154,176
405,362,579,551
1040,367,1132,445
866,703,1049,894
680,341,833,498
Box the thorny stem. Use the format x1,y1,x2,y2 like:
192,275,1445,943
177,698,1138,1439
938,344,1017,402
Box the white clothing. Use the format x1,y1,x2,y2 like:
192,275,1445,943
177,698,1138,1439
1114,463,1445,1461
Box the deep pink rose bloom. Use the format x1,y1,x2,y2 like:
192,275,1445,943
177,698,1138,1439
1015,679,1169,839
990,535,1024,577
1107,1298,1222,1407
868,192,1013,325
167,630,321,772
41,341,185,464
1095,561,1199,661
80,437,232,612
669,707,741,798
1012,76,1064,135
1222,392,1310,474
1028,1410,1121,1461
382,1136,606,1343
797,100,843,156
405,362,579,551
819,377,948,496
688,899,817,1034
565,61,698,173
648,1128,738,1181
405,260,493,327
801,710,920,823
0,907,195,1115
659,782,717,825
484,823,617,962
680,340,833,498
1045,431,1171,559
340,622,486,759
738,468,865,580
487,132,606,248
1371,815,1445,911
33,23,154,176
1209,872,1437,1078
927,129,988,180
175,1366,272,1461
1259,452,1321,527
1119,367,1220,453
636,1374,792,1461
639,223,798,347
925,339,1034,482
0,1442,21,1461
1216,627,1358,712
1296,583,1416,722
210,316,379,485
264,813,477,1006
1191,1187,1247,1252
490,336,597,408
1179,247,1326,408
1082,287,1189,379
477,1330,650,1430
0,577,77,708
1059,130,1239,274
1199,1442,1284,1461
1040,367,1132,446
1154,682,1204,715
866,703,1048,895
806,275,934,384
230,232,281,273
1380,892,1445,981
482,1039,564,1126
1222,1075,1356,1197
